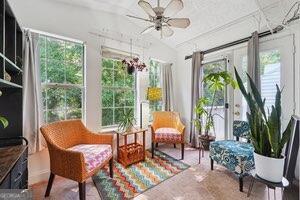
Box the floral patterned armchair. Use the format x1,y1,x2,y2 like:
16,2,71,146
209,120,255,192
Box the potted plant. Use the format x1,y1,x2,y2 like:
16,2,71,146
234,68,292,183
194,71,237,149
0,91,8,128
118,109,136,132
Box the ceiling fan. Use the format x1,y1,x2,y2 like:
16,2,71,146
127,0,190,38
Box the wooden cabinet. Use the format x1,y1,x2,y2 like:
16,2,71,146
0,143,28,189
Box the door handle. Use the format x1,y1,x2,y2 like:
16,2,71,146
234,111,240,116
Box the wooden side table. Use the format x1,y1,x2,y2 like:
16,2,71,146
247,171,289,199
115,128,148,167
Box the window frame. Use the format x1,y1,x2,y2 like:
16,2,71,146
39,34,86,124
101,56,137,128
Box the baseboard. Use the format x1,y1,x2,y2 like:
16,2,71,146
29,169,50,185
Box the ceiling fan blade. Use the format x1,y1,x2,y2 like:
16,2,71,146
141,25,154,34
164,0,183,17
138,0,156,17
161,25,174,37
167,18,190,28
126,15,152,22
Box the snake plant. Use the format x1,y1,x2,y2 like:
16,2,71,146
234,67,292,158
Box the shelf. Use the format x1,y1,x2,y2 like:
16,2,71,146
0,52,22,73
0,78,22,88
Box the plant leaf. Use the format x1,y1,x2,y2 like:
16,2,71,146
0,116,8,128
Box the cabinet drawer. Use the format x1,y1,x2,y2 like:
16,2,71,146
0,174,11,189
10,150,28,189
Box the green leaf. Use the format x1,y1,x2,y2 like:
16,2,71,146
0,116,8,128
246,73,267,120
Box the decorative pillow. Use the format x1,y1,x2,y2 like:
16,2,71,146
155,127,181,142
68,144,112,172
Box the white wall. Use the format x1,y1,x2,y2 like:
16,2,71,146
8,0,177,184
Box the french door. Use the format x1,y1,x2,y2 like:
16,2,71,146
233,35,295,134
202,58,229,140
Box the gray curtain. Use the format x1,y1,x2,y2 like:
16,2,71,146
23,30,44,154
190,52,204,147
161,63,174,111
247,31,261,92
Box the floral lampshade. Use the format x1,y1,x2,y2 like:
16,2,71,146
147,87,162,101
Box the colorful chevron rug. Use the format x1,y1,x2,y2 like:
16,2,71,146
92,150,190,200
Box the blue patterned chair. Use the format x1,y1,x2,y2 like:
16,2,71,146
209,120,255,192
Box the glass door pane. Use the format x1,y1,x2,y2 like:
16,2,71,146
202,59,227,140
233,36,294,130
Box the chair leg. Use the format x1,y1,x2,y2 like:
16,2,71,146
174,144,176,148
45,172,55,197
210,158,214,170
239,176,243,192
79,182,86,200
109,158,114,178
152,142,154,158
181,143,184,160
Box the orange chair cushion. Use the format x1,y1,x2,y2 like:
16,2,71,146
68,144,112,172
155,128,181,142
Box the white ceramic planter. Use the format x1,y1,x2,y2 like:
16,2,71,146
254,152,285,183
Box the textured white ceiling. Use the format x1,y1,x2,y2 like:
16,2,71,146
53,0,281,47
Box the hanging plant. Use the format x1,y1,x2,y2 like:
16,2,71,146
122,57,147,75
122,39,147,75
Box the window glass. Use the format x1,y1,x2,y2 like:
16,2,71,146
149,60,162,119
39,35,85,123
101,58,136,127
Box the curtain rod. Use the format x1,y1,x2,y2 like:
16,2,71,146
184,25,284,60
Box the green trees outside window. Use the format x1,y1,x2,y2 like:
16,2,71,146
149,59,162,119
39,35,84,123
101,58,135,127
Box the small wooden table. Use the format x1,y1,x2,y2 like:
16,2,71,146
115,128,148,167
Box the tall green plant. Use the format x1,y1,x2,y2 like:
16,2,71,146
194,71,237,136
234,67,292,158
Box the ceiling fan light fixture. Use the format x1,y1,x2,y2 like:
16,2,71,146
128,0,190,38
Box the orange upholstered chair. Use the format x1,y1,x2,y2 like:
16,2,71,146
151,111,185,159
40,119,114,200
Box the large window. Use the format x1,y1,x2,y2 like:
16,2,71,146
149,59,162,115
101,58,135,127
39,35,85,123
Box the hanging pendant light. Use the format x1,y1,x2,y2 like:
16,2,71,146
122,39,147,74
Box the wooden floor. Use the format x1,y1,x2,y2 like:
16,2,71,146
31,144,299,200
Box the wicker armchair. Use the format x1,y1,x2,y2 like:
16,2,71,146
40,119,114,200
151,111,185,159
